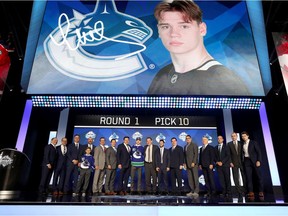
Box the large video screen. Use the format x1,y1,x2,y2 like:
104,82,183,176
22,0,268,96
272,32,288,96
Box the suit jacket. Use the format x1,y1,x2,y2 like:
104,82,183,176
80,144,96,157
105,146,117,169
169,145,184,169
66,142,82,166
144,144,160,168
199,144,215,168
214,143,231,167
94,145,106,169
117,143,131,168
245,140,262,164
42,144,57,167
156,147,170,168
184,142,198,168
227,140,243,167
55,145,67,169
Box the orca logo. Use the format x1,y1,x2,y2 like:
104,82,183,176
44,0,153,81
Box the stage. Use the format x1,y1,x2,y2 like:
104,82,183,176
0,193,287,216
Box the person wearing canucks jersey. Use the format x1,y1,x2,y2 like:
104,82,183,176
130,137,145,195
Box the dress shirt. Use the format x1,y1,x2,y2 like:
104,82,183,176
243,140,250,157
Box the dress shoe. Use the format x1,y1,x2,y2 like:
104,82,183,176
119,191,125,195
110,191,117,195
259,192,264,197
52,191,58,196
105,192,111,195
248,192,255,197
186,191,194,197
58,191,64,196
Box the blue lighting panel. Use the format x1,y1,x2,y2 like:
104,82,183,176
31,96,262,109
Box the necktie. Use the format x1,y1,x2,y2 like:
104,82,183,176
63,146,67,155
161,148,163,164
126,144,130,153
218,145,222,159
75,143,79,150
234,141,238,154
113,147,117,152
148,145,151,162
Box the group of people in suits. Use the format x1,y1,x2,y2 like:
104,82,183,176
39,131,264,200
206,131,264,200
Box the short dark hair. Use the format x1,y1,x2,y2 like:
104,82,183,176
123,136,130,140
146,137,152,141
154,0,203,24
241,131,249,136
159,139,165,143
110,139,116,142
171,137,177,141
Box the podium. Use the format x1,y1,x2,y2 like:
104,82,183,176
0,148,31,192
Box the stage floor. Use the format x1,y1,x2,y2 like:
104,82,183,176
1,192,287,216
0,191,286,205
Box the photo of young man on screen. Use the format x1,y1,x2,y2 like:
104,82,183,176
148,0,251,96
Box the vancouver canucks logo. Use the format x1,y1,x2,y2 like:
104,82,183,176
85,131,96,139
156,133,166,143
132,132,143,141
178,132,188,142
203,133,213,144
44,0,153,81
109,132,119,142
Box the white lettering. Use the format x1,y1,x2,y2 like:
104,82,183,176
155,117,177,126
49,13,146,60
99,117,131,125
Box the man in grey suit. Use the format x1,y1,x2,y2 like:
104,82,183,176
92,137,106,195
104,139,117,195
227,132,246,199
184,135,199,198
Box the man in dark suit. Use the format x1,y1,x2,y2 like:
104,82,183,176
117,136,131,195
52,137,68,196
39,137,58,194
215,135,231,197
169,137,184,195
227,132,246,198
184,135,199,197
199,135,216,197
81,137,96,156
144,137,160,195
64,134,82,194
241,131,264,199
104,139,118,195
156,139,170,195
